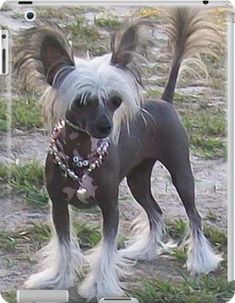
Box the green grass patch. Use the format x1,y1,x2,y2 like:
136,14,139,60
12,96,42,130
171,247,187,263
66,17,106,56
146,89,162,99
133,274,235,303
2,289,16,303
166,219,188,241
0,162,48,207
0,230,19,250
204,225,227,252
0,161,44,185
174,92,200,103
74,222,101,248
0,96,42,131
95,17,121,29
0,221,101,253
180,107,226,159
0,98,9,131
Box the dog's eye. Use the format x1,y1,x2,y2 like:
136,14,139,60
110,96,122,108
74,96,98,108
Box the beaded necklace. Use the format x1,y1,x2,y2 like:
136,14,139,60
49,119,110,201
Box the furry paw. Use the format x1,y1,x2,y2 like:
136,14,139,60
24,268,74,289
78,274,124,301
186,230,223,275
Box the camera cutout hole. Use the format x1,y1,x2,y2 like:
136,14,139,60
25,11,36,21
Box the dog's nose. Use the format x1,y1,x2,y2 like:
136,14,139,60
97,122,112,134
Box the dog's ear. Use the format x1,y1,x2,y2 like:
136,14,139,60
110,18,154,85
40,33,74,85
15,25,74,89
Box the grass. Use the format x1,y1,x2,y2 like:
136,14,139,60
0,161,44,185
0,162,48,207
166,219,188,241
95,17,121,29
74,222,101,248
0,221,101,253
66,16,107,56
204,225,227,252
0,219,229,303
0,95,42,132
0,99,8,131
174,92,200,103
180,107,226,159
132,274,235,303
2,289,16,303
146,88,162,99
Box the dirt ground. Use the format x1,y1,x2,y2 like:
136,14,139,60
0,4,228,302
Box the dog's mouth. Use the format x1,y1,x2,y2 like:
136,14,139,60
90,130,112,139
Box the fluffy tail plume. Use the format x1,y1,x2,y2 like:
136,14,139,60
162,7,220,103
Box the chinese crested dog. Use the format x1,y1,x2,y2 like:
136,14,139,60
15,7,222,302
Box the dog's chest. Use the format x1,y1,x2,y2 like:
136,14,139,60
62,174,97,206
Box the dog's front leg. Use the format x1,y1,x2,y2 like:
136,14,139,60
78,189,124,301
24,200,84,289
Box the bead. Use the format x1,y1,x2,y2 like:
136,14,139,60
77,161,83,167
83,160,89,166
88,168,92,173
73,156,79,162
97,147,102,154
90,163,96,170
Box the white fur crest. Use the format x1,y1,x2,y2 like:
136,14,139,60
186,228,222,275
42,54,143,140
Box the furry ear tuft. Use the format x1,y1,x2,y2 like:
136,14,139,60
14,24,74,91
110,18,154,86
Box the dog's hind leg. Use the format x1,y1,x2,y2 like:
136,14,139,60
24,202,84,289
120,159,167,260
161,144,222,275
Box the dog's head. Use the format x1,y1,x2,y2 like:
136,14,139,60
15,20,153,139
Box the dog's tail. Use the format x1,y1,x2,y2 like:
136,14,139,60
161,8,219,104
